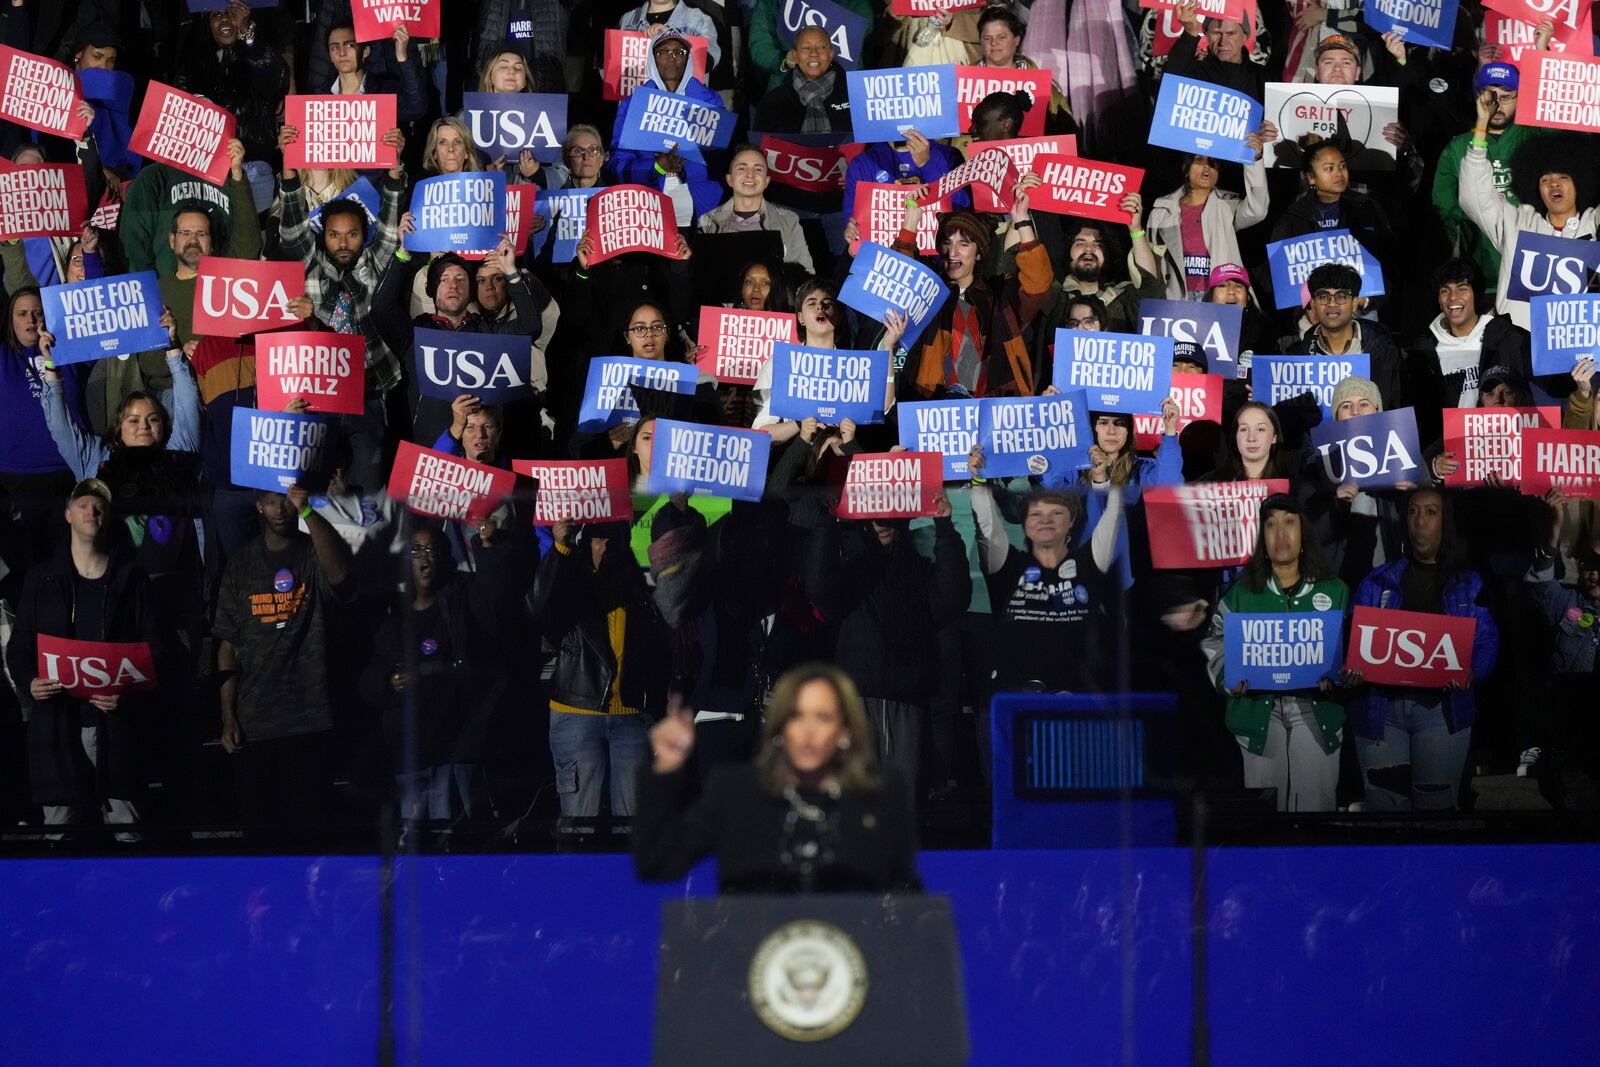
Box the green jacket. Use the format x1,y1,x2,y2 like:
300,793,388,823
1201,574,1350,756
121,164,262,276
1431,125,1542,298
748,0,876,92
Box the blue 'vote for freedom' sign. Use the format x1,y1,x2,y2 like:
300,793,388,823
1505,231,1600,303
647,419,772,501
768,343,889,424
976,391,1091,479
1052,329,1174,415
1252,354,1371,422
414,328,534,406
41,272,169,364
898,398,982,480
1224,610,1345,690
1364,0,1458,50
1530,293,1600,375
1310,406,1423,489
462,92,567,163
529,186,602,263
577,356,697,431
1265,228,1386,309
1148,74,1261,165
405,172,506,252
838,240,950,347
229,407,333,493
846,65,960,143
777,0,869,70
615,85,736,158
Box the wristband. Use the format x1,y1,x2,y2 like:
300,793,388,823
969,474,986,486
1470,137,1488,150
654,161,668,175
573,269,589,281
395,248,412,262
298,504,314,521
1014,219,1035,229
1129,229,1145,239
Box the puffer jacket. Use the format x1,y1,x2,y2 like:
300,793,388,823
1350,559,1500,738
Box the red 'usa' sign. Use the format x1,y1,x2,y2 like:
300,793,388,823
0,161,89,239
194,257,306,338
511,459,633,525
697,307,797,385
37,635,158,698
352,0,441,43
760,136,852,194
1145,479,1288,568
0,45,89,139
130,81,235,184
1346,606,1476,688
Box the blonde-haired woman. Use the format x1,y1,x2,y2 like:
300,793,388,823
634,664,921,892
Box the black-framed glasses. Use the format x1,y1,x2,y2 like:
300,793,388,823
1066,315,1100,328
1312,289,1354,305
654,47,689,59
627,322,670,336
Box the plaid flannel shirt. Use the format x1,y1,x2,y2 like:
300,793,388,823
279,172,407,395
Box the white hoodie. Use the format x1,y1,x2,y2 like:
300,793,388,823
1428,309,1492,408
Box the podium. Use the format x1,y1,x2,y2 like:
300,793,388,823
652,894,970,1066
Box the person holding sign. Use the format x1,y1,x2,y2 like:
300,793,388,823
969,445,1125,699
1349,489,1499,810
1270,143,1398,303
1164,3,1265,101
1303,376,1410,588
1200,493,1350,811
325,22,429,126
39,307,204,617
1145,124,1273,299
635,664,921,893
609,30,724,226
7,478,162,834
1459,98,1600,328
1284,263,1405,410
279,118,408,488
896,187,1053,398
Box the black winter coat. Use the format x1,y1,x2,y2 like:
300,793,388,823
805,516,971,703
6,551,161,804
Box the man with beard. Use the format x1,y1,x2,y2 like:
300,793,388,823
1432,62,1547,306
1045,215,1164,336
278,122,408,489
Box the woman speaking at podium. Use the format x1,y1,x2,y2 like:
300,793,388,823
634,664,921,893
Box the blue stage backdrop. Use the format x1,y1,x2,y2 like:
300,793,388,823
4,847,1599,1065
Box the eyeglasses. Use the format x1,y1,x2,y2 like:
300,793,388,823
173,229,210,241
627,322,670,336
654,47,690,59
409,545,438,559
1066,315,1100,328
567,145,603,158
1312,289,1354,305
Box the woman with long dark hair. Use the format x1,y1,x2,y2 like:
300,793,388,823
1201,494,1350,811
1348,489,1499,810
634,663,920,892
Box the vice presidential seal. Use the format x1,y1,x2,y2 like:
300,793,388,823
748,920,868,1042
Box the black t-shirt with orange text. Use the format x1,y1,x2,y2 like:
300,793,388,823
213,537,335,742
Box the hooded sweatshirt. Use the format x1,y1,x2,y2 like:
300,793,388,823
608,29,724,225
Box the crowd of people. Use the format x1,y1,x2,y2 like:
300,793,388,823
1,0,1597,842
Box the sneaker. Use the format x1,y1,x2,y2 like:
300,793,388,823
1517,747,1542,777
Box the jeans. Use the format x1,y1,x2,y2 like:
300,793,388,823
1236,698,1341,812
395,763,477,822
1356,696,1473,811
864,698,924,785
548,711,650,818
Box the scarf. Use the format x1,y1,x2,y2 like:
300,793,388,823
1063,0,1142,155
793,67,837,134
